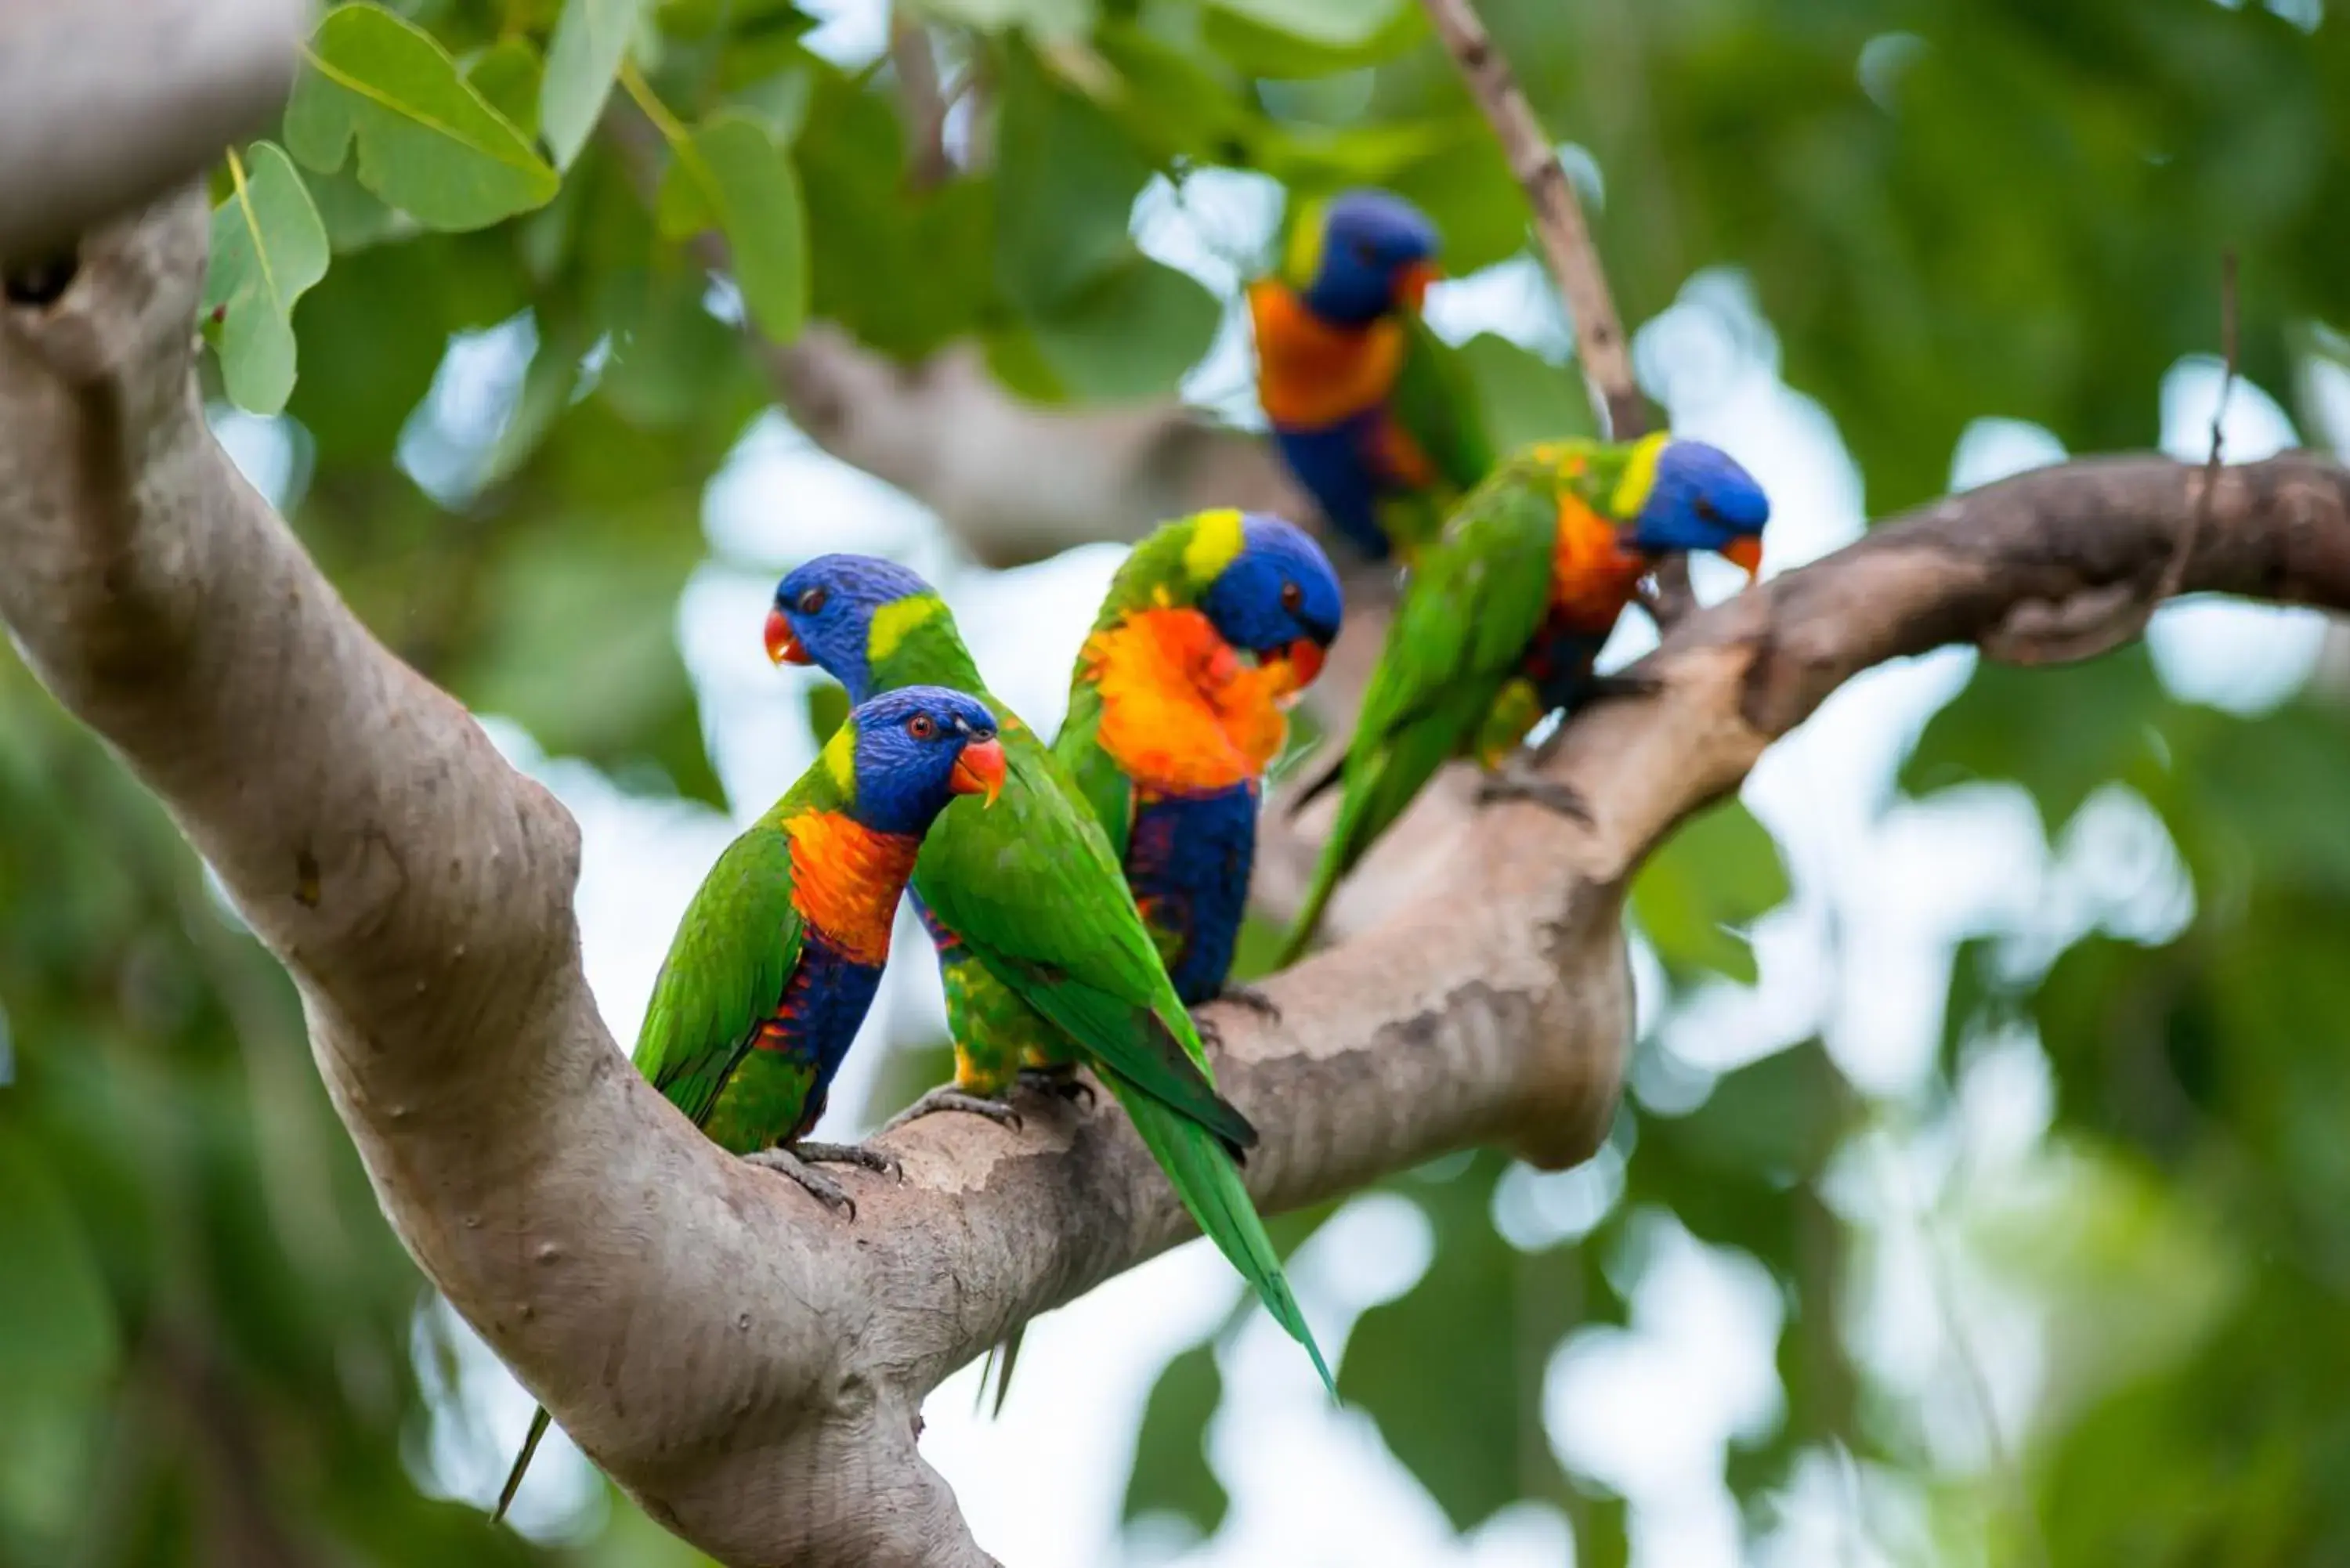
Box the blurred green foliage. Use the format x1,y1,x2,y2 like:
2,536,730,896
7,0,2350,1563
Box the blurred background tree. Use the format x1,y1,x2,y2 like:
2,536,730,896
5,0,2350,1564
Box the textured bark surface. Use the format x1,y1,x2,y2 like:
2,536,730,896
0,0,303,260
9,189,2350,1567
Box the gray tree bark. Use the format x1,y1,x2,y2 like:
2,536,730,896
10,185,2350,1566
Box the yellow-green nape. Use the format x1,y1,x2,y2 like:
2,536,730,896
868,594,945,663
1610,432,1674,517
1182,508,1247,587
1283,196,1328,286
821,715,858,793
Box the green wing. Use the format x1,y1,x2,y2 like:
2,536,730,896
913,721,1255,1152
1278,475,1556,963
633,820,804,1135
1052,674,1133,858
1390,313,1495,496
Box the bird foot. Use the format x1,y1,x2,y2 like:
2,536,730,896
743,1147,858,1219
1476,764,1593,825
883,1086,1024,1134
1017,1066,1095,1108
1218,984,1283,1024
1583,669,1665,707
790,1140,903,1182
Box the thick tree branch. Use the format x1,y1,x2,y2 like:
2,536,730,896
0,0,303,262
10,193,2350,1566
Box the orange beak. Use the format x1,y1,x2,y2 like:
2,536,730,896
1283,638,1328,690
949,737,1007,807
1722,536,1763,580
1397,260,1441,311
765,605,809,664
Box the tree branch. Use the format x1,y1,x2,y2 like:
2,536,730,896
0,0,304,262
10,191,2350,1566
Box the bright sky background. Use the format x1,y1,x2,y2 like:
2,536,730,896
197,11,2350,1559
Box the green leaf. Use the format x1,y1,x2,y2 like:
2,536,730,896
540,0,649,170
0,1135,120,1402
993,47,1154,314
202,142,331,416
1630,798,1789,985
1202,0,1421,76
1455,332,1595,453
1024,254,1220,403
284,2,559,232
912,0,1094,35
465,38,545,143
1121,1339,1229,1536
663,110,810,342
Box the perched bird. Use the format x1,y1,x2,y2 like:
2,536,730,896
1249,188,1493,562
494,685,1006,1523
1277,435,1770,966
765,555,1336,1393
1057,508,1344,1007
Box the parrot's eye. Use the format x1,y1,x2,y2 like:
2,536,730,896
1350,238,1378,266
1692,497,1721,524
1280,581,1303,612
797,586,829,615
907,713,937,740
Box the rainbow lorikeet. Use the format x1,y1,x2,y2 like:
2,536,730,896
764,556,1336,1393
1277,435,1770,965
494,685,1007,1523
1056,509,1345,1006
960,511,1343,1415
1249,188,1493,562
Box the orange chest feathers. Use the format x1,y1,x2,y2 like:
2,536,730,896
1248,280,1407,429
1084,607,1290,794
1551,493,1648,630
782,811,920,966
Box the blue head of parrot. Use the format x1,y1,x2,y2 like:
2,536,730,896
768,554,938,703
845,686,1004,836
1627,441,1772,578
1199,513,1347,690
1299,190,1442,328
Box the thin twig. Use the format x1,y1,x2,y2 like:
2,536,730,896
2156,250,2240,605
1417,0,1698,621
889,9,953,190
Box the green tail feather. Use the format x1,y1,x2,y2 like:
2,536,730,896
974,1324,1026,1419
493,1405,551,1523
1115,1075,1336,1393
1275,858,1343,970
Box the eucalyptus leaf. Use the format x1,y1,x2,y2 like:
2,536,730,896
284,2,559,232
663,110,809,342
541,0,649,170
202,141,331,416
465,38,545,143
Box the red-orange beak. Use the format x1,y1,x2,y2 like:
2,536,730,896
1397,260,1441,310
765,605,809,665
1283,638,1328,691
949,737,1006,807
1722,536,1764,581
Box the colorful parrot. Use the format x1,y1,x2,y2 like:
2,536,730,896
958,510,1342,1413
1249,188,1494,562
764,555,1336,1392
1276,435,1770,966
1055,508,1344,1008
494,684,1007,1523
